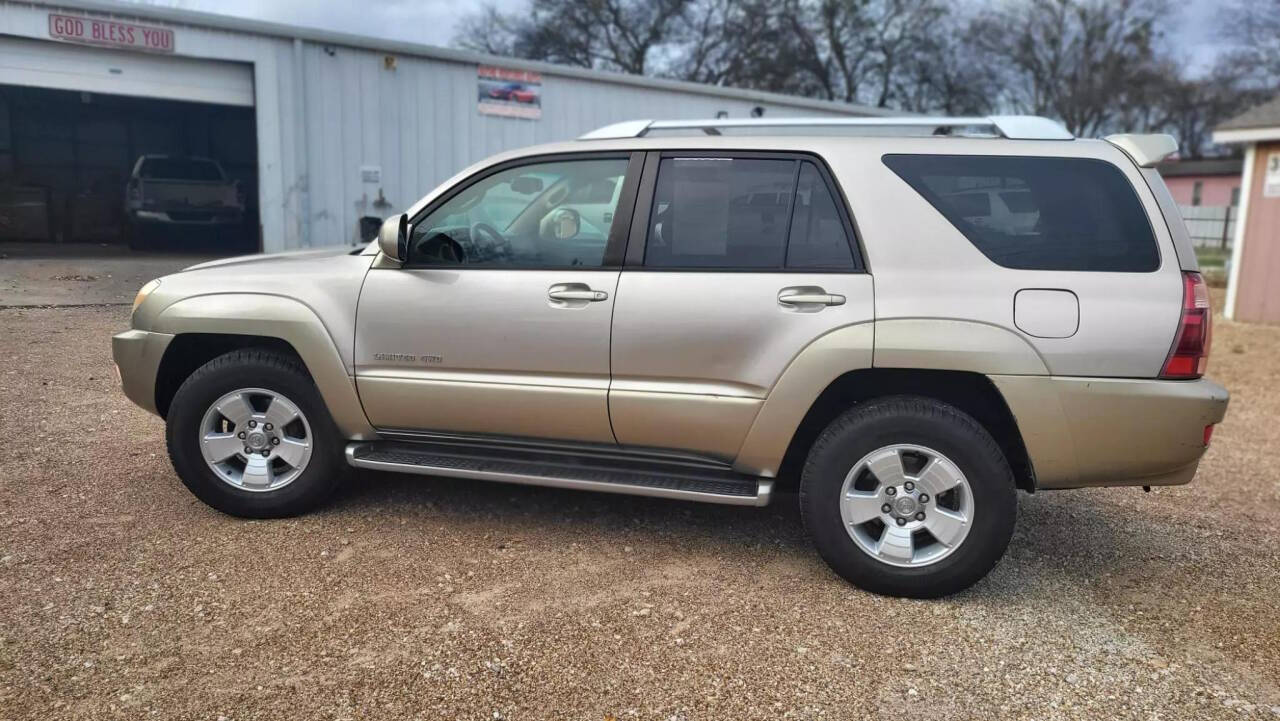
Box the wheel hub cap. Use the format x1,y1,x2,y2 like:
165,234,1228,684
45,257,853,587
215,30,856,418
198,388,313,492
245,430,270,451
838,443,975,568
892,495,918,517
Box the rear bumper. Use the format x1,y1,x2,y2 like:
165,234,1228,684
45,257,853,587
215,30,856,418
112,328,174,416
990,375,1229,490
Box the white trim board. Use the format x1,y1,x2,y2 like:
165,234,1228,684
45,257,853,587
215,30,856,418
1214,127,1280,145
1224,143,1256,320
0,35,254,106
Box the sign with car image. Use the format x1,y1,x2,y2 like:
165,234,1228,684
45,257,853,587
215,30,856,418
477,65,542,120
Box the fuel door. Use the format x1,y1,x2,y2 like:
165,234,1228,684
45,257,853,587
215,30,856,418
1014,289,1079,339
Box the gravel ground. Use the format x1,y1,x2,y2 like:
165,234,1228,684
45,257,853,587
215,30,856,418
0,243,216,307
1,291,1278,720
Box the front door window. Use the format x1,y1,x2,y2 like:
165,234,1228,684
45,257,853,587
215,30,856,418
408,158,629,268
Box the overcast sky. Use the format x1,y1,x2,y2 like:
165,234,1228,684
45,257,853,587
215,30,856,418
128,0,1228,74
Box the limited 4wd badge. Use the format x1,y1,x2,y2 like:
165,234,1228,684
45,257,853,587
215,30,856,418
374,353,443,364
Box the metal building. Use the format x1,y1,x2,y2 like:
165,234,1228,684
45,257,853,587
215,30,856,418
0,0,885,253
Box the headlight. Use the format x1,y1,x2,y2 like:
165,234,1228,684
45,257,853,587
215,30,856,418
132,278,161,314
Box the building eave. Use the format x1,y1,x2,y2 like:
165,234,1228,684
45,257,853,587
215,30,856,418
1213,127,1280,145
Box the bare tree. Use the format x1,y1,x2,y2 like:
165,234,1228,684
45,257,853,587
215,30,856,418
1138,63,1271,158
1216,0,1280,91
890,12,999,115
454,0,695,76
673,0,953,107
970,0,1171,137
676,0,838,98
453,5,519,57
454,0,1254,148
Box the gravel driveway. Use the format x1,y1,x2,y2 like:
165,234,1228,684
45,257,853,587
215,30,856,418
1,293,1277,720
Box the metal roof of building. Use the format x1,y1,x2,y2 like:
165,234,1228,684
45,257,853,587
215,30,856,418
1156,158,1244,177
1218,95,1280,131
23,0,893,118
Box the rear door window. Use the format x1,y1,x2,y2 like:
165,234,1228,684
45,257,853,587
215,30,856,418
645,157,794,268
882,154,1158,272
787,161,856,269
644,156,857,270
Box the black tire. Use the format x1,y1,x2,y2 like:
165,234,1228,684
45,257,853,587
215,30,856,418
165,348,346,518
799,396,1017,598
125,223,152,251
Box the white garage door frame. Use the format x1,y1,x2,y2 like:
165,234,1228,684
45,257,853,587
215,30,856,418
0,35,255,107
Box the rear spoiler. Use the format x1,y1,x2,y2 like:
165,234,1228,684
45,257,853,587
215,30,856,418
1104,133,1178,167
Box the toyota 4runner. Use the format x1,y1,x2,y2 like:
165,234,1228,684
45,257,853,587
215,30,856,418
113,116,1229,597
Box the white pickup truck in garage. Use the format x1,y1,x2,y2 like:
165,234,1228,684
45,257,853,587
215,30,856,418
124,154,244,249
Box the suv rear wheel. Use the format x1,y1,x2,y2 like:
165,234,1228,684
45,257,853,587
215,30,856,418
800,396,1016,598
165,348,345,518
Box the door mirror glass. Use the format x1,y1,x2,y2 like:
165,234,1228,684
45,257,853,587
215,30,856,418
551,208,580,240
377,213,409,261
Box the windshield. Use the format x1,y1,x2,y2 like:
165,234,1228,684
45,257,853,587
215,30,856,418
140,158,224,181
436,170,561,232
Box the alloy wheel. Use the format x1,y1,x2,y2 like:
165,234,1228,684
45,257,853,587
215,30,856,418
198,387,313,492
838,443,975,567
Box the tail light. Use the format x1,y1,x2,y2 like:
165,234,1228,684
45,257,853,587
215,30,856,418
1160,271,1212,379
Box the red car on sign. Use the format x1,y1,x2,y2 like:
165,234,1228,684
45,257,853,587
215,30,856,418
488,82,537,104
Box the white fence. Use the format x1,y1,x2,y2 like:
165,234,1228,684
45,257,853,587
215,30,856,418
1178,205,1235,249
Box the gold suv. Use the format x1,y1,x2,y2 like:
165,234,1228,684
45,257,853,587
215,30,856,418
114,116,1229,597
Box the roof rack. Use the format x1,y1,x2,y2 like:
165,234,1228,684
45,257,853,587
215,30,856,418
579,115,1074,141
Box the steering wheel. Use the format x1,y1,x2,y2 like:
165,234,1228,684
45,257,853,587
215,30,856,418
416,234,466,264
473,222,506,248
470,222,511,262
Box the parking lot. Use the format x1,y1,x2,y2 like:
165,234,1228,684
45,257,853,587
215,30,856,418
1,251,1278,720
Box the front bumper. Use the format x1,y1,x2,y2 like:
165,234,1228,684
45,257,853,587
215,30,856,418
112,329,175,416
990,375,1229,490
130,209,243,225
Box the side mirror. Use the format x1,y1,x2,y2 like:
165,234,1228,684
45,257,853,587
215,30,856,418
378,213,409,262
551,208,580,240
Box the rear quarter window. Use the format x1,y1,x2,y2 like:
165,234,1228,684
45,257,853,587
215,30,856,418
882,154,1158,272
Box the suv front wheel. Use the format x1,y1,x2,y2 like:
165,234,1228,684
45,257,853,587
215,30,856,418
800,396,1017,598
165,348,346,518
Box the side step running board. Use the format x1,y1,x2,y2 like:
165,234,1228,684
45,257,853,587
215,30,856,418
345,441,774,507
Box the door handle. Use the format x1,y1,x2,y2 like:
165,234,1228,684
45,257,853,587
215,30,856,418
548,284,608,302
778,287,845,307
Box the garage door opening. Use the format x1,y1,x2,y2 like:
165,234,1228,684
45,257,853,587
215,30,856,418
0,84,258,255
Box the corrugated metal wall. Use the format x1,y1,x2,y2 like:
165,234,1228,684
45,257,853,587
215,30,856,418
287,43,859,251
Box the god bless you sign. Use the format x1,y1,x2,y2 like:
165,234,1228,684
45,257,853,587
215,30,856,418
48,13,175,53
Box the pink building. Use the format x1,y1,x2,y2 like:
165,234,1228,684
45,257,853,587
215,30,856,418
1214,94,1280,325
1157,158,1243,207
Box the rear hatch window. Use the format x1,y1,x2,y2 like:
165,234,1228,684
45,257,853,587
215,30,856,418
140,158,224,182
883,154,1158,272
